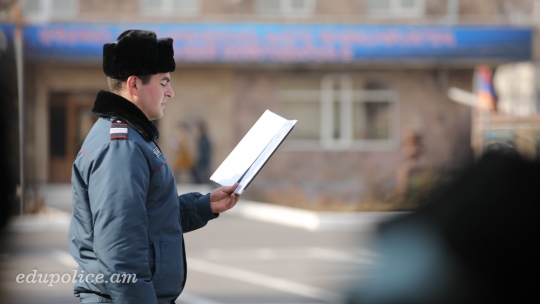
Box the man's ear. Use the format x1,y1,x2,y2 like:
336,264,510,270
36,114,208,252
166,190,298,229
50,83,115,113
126,76,140,96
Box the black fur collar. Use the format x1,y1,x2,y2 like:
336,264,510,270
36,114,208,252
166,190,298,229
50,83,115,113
92,90,159,141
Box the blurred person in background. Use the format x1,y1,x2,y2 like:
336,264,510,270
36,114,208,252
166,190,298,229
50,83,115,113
347,151,539,304
390,130,424,198
68,29,240,304
191,120,212,185
170,122,195,183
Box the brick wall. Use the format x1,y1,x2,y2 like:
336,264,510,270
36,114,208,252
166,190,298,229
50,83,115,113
230,68,474,205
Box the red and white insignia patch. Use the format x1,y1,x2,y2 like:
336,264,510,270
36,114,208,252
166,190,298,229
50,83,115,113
110,121,128,140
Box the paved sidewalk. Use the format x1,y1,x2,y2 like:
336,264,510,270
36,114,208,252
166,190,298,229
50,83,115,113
33,183,407,232
3,183,397,304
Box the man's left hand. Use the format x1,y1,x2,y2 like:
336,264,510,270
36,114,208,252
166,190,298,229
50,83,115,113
210,183,240,213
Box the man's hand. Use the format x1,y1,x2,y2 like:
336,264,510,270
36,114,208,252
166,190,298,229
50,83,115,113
210,183,240,213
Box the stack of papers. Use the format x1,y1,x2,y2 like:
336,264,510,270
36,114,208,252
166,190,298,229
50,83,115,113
210,110,297,194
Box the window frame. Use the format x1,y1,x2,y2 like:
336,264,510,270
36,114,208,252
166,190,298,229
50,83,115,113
255,0,317,17
366,0,425,18
139,0,201,16
22,0,78,22
280,74,400,151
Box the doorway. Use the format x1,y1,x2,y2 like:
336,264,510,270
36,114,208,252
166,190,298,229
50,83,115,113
48,92,97,183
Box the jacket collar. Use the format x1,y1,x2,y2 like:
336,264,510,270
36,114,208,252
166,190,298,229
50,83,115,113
92,90,159,141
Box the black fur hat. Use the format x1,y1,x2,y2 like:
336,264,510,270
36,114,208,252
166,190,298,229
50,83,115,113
103,29,175,79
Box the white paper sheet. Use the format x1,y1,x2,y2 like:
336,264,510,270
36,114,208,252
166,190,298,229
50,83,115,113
210,110,296,194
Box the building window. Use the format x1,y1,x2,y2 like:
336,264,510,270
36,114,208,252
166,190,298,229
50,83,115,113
139,0,200,16
22,0,78,22
255,0,317,16
366,0,425,17
279,74,399,150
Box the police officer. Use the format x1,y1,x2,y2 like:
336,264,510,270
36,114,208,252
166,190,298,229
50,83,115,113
68,29,240,304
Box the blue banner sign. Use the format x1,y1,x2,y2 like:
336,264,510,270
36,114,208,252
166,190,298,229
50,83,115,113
0,23,532,63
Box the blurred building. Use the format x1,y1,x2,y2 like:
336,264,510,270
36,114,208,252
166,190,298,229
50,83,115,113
0,0,536,206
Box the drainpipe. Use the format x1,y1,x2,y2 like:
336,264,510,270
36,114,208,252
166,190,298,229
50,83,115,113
534,0,540,114
13,2,25,215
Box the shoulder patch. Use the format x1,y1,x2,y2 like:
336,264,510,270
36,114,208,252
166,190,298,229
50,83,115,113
110,121,128,140
152,146,162,158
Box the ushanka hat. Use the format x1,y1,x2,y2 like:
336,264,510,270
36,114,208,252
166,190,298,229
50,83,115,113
103,29,175,79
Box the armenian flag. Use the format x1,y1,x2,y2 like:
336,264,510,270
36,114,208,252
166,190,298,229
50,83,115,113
476,65,498,112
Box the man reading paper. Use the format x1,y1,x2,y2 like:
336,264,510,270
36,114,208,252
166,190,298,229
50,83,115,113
68,30,240,304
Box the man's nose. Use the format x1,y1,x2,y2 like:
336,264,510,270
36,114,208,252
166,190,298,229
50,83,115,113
166,86,174,98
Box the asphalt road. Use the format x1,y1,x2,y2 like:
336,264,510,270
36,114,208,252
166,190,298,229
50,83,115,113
1,186,383,304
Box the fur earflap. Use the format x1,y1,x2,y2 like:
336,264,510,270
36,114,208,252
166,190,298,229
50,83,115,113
103,30,176,79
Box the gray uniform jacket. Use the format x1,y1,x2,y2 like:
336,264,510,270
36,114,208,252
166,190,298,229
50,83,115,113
68,90,218,304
